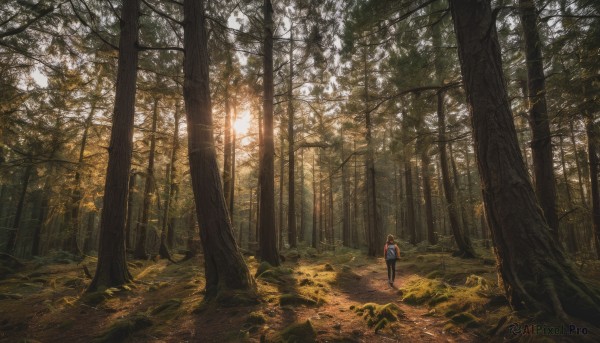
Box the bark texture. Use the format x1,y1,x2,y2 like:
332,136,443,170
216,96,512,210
519,0,559,239
183,0,256,298
450,0,600,323
258,0,280,265
88,0,138,291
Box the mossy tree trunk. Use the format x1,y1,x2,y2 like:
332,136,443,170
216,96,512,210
450,0,600,323
183,0,256,298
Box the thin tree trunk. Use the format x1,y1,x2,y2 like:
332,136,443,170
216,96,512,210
166,102,181,250
312,153,318,249
363,47,380,256
352,142,360,248
519,0,559,240
299,148,306,242
134,97,159,259
6,164,32,254
404,156,417,245
559,133,578,253
287,28,296,248
125,172,136,250
437,91,475,257
31,189,48,256
278,121,285,250
223,53,233,213
422,148,436,245
585,114,600,259
183,0,256,298
450,0,600,322
88,0,138,291
342,133,351,247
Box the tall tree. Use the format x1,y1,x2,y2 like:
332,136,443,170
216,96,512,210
88,0,139,291
183,0,256,298
287,27,297,249
134,97,159,259
450,0,600,322
258,0,280,266
518,0,559,239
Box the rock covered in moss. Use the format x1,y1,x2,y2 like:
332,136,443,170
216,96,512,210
276,320,317,342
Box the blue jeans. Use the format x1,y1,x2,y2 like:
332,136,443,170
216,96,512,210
386,259,396,282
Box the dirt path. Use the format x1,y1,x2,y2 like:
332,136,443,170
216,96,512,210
276,258,477,343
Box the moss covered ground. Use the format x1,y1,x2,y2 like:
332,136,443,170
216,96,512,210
0,241,598,342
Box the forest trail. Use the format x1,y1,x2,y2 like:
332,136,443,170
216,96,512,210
4,247,596,342
276,257,477,343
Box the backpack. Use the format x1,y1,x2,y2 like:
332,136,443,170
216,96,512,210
386,243,397,260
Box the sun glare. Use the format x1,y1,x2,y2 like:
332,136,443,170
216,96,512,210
233,110,251,136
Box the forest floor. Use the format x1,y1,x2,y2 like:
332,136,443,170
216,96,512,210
1,242,599,343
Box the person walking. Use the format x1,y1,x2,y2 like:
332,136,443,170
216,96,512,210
384,234,400,286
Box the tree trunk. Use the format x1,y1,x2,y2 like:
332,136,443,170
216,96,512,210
134,97,159,259
6,164,32,254
559,133,578,253
519,0,559,240
88,0,138,291
404,156,417,245
65,104,96,255
352,142,360,248
299,148,306,242
223,53,233,213
183,0,256,298
287,29,297,249
421,148,436,245
437,90,475,257
125,171,136,250
342,134,351,247
450,0,600,322
165,102,181,250
363,47,381,256
31,189,48,256
278,121,285,250
312,153,318,249
585,114,600,259
258,0,280,265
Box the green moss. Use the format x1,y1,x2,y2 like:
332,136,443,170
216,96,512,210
91,314,152,343
246,311,267,325
80,292,106,306
354,302,404,332
255,261,273,277
275,320,317,343
400,278,447,305
279,293,317,307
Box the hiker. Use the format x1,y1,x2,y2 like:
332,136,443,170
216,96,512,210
384,234,400,286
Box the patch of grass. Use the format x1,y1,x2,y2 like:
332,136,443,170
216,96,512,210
246,311,267,325
400,277,449,305
91,314,152,343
